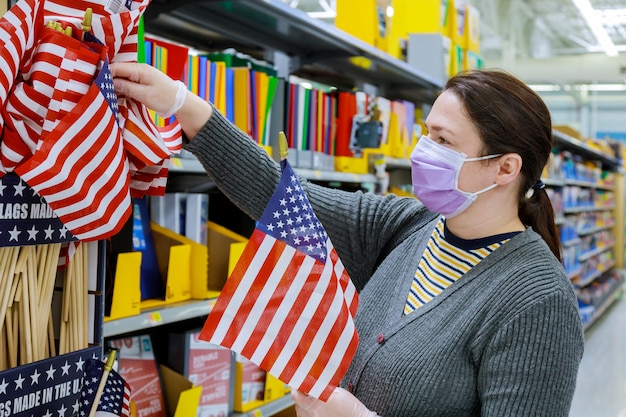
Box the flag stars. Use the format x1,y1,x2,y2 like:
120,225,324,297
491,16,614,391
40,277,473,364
279,198,287,206
8,225,20,242
46,364,56,380
27,225,39,241
13,180,26,196
61,361,71,376
14,374,24,390
57,403,67,417
30,369,41,385
273,210,281,219
0,379,7,395
76,357,85,371
0,181,6,196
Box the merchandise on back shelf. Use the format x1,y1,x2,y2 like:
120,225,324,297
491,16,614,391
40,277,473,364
168,329,234,417
110,335,167,417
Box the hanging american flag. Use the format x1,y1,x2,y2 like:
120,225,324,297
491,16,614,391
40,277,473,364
200,159,359,401
14,59,131,241
80,358,131,417
0,0,182,241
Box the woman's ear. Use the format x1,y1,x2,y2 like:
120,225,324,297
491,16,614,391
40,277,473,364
495,153,523,186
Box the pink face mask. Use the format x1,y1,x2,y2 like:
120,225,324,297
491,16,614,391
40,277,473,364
410,135,501,218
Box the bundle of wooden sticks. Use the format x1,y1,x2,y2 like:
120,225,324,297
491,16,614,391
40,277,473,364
0,242,90,371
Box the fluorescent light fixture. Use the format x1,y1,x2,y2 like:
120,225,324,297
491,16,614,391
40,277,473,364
575,83,626,91
572,0,619,56
529,84,562,92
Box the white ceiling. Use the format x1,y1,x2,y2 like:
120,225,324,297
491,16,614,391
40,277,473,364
280,0,626,85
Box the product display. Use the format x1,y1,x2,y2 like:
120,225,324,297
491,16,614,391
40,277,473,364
0,0,624,416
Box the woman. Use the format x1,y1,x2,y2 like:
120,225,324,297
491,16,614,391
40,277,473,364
111,63,583,416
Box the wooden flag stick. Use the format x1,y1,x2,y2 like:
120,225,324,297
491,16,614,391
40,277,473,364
83,243,89,347
11,305,18,368
21,265,33,364
88,350,117,417
0,313,7,371
38,243,62,356
48,313,56,357
5,305,15,370
26,249,40,361
0,247,19,334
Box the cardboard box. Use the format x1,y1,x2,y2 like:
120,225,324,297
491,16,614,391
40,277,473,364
111,335,167,417
168,330,235,417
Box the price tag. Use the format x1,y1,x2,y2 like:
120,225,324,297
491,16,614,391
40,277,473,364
171,157,183,168
148,311,163,325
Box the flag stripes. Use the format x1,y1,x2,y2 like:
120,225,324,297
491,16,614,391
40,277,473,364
201,160,358,401
15,80,131,240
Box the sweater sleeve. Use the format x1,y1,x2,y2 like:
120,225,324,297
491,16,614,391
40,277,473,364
184,108,429,288
478,291,584,416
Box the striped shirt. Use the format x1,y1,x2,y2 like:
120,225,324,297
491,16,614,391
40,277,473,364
404,218,520,315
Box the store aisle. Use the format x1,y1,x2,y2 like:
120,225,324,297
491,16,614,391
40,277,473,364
570,292,626,417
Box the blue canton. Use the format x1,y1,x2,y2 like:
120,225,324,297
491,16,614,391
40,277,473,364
96,59,119,124
257,161,328,263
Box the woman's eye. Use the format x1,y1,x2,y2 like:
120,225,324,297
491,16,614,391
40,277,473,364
436,137,449,145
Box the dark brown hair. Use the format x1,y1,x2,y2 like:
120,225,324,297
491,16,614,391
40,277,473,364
443,69,560,261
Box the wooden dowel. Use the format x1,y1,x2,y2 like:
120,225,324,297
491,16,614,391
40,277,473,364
0,247,19,335
20,266,33,364
48,312,56,357
0,313,7,371
11,305,18,368
26,249,39,361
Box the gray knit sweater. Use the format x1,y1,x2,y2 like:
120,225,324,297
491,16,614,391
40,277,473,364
186,109,584,417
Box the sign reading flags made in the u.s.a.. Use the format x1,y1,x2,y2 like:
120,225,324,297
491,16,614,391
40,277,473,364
0,173,78,246
0,347,100,417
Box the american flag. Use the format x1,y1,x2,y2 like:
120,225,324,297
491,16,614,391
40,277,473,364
80,358,131,417
14,59,132,241
0,0,182,241
200,160,359,401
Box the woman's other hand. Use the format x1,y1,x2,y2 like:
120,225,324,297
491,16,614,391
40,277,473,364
292,388,379,417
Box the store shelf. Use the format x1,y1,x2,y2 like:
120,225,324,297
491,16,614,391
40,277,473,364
577,224,615,236
552,130,621,169
578,243,616,262
583,283,624,331
103,299,216,338
143,0,442,103
234,396,294,417
575,261,617,288
563,205,616,214
542,177,566,187
170,156,378,184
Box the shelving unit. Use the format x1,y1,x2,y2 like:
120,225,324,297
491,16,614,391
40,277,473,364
143,0,442,102
544,131,624,330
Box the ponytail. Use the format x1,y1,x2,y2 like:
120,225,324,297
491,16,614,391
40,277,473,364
519,188,561,261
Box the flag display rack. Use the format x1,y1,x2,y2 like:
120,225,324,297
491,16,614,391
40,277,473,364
104,222,211,322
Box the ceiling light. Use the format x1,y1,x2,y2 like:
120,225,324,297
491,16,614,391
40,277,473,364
528,84,562,91
571,0,619,56
575,84,626,91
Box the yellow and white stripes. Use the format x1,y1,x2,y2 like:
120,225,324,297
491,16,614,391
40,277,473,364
404,219,507,315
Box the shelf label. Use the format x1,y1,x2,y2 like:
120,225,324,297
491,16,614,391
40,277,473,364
171,157,183,168
148,311,163,325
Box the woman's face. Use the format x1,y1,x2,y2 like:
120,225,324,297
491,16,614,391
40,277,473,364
424,90,499,194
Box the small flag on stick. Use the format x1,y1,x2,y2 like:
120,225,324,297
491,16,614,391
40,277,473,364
200,132,359,401
81,351,131,417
